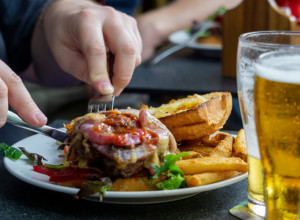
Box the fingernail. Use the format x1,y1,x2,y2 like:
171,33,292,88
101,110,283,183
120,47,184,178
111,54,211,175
99,81,114,94
35,111,47,123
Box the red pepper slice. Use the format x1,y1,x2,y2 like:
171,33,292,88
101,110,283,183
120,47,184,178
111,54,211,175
33,166,103,182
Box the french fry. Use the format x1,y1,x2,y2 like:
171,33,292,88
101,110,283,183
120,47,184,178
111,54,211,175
233,129,247,162
175,156,248,175
181,132,230,148
185,171,240,187
196,146,215,154
209,135,234,158
200,132,231,147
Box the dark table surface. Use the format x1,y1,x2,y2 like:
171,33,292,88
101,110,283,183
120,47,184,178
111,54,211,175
0,49,245,220
126,48,237,96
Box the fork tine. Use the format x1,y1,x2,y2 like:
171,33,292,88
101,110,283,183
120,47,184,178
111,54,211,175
111,96,115,110
87,94,115,113
96,105,101,112
88,105,93,113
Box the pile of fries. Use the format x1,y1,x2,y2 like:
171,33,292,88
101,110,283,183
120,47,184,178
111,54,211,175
177,129,248,187
111,130,248,191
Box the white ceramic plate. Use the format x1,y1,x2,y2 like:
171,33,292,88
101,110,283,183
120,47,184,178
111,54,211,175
169,30,222,51
4,133,247,204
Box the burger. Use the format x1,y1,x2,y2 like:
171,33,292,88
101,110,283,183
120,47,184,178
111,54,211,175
64,109,177,178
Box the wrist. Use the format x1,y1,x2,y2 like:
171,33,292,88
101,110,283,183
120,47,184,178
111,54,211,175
137,13,168,46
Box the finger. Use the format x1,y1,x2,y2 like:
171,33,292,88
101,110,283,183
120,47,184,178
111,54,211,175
0,61,47,127
0,77,8,127
52,45,89,83
103,19,138,95
75,9,114,95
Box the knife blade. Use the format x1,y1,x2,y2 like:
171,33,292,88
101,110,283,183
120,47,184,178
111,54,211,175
7,110,70,143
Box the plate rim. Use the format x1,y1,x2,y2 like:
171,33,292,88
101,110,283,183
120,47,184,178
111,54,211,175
4,133,247,201
168,30,222,51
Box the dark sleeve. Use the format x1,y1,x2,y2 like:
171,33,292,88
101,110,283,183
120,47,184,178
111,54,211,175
105,0,141,15
0,0,52,73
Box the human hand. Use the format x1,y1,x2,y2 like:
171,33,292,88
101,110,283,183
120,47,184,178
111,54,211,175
41,0,142,96
0,60,47,128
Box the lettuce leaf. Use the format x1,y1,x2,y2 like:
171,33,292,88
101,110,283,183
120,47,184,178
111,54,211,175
19,147,47,165
151,152,191,190
152,152,191,179
156,173,185,190
74,178,112,200
0,143,22,160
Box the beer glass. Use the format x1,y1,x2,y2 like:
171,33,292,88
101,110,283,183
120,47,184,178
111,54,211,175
236,31,300,217
254,51,300,219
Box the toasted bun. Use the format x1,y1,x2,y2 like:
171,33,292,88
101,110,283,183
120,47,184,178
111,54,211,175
144,92,232,142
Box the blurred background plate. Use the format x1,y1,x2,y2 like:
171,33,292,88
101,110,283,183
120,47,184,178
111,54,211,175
169,30,222,51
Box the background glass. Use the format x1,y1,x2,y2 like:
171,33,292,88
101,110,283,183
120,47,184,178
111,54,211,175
254,51,300,219
236,31,300,217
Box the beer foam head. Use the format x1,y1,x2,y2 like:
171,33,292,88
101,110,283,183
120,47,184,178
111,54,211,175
255,53,300,84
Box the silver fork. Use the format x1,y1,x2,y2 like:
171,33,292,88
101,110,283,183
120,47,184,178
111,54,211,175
88,94,115,113
148,21,220,66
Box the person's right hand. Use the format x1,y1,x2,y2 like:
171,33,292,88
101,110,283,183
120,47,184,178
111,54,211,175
0,60,47,128
41,0,142,96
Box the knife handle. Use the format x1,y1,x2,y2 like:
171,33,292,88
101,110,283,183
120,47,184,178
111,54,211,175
6,110,49,134
6,110,69,142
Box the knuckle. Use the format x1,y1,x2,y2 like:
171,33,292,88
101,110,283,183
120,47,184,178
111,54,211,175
77,8,97,20
129,16,138,26
85,44,107,56
120,41,137,56
22,98,36,108
8,72,23,85
104,7,121,28
103,6,117,17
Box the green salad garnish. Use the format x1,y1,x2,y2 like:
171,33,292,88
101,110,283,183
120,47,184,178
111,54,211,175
0,143,23,160
151,152,191,190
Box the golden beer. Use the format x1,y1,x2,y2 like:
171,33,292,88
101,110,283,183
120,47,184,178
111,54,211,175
238,92,266,216
247,155,264,205
254,52,300,219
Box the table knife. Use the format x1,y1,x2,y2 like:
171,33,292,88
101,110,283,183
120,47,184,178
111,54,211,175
6,110,70,143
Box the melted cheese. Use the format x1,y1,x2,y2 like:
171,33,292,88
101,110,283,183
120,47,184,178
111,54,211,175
148,94,206,118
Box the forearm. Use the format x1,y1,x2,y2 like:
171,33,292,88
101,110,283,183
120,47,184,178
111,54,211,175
137,0,241,41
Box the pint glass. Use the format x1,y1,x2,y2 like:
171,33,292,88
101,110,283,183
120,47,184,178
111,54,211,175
254,51,300,219
236,31,300,217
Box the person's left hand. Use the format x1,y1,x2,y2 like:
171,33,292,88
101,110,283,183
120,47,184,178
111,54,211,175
38,0,142,95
